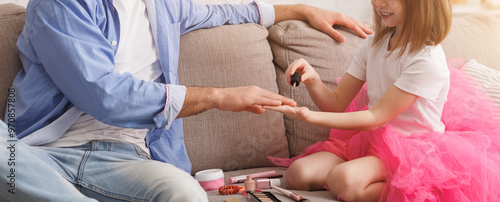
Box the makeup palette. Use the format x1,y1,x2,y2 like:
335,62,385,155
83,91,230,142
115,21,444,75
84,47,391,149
247,191,281,202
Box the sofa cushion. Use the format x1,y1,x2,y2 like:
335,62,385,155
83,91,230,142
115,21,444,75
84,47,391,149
462,59,500,108
178,23,289,174
268,20,366,156
441,14,500,70
0,3,25,121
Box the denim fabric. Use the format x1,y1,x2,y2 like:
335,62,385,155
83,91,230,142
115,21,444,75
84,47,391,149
0,121,207,201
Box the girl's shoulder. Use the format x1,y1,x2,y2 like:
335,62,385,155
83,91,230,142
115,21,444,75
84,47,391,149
401,44,450,82
404,44,447,67
359,34,376,49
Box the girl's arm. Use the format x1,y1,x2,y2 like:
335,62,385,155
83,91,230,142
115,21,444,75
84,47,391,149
286,59,364,112
266,85,418,131
307,73,365,112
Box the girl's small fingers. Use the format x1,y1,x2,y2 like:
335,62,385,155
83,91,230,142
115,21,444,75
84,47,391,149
286,61,300,76
263,105,287,113
301,68,318,83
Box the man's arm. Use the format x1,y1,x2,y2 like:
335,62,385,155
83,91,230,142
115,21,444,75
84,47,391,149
177,86,297,118
178,1,371,42
274,4,373,42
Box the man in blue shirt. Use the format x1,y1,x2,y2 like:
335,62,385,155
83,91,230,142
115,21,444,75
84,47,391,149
1,0,371,201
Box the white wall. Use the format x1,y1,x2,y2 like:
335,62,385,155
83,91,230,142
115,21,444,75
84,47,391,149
0,0,27,7
195,0,372,20
0,0,373,21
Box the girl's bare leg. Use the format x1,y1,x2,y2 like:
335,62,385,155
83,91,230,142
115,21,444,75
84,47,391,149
327,156,386,202
286,151,345,190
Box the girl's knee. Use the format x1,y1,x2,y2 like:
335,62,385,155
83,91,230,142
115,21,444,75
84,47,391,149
326,164,361,200
326,162,382,202
286,160,318,190
326,165,348,192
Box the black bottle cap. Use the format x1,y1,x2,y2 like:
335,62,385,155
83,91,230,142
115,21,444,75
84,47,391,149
290,72,301,87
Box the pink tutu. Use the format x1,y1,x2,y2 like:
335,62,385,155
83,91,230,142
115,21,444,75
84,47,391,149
268,59,500,201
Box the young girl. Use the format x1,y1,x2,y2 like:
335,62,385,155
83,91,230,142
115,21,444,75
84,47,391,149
266,0,500,201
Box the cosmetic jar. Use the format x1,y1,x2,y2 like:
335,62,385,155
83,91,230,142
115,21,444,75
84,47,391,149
195,168,224,191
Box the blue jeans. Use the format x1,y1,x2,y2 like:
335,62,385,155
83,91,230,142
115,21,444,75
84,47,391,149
0,121,208,201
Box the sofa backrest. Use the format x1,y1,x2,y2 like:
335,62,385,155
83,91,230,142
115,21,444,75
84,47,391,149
0,3,25,121
268,20,366,156
178,24,290,174
441,13,500,70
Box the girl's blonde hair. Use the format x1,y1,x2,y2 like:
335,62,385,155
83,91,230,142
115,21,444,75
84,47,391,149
372,0,452,57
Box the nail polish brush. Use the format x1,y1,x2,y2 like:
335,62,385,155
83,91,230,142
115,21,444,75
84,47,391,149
271,185,310,202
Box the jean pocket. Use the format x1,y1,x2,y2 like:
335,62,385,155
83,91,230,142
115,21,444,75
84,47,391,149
132,144,152,160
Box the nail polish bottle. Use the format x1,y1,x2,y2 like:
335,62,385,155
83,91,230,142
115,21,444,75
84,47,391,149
291,72,301,88
244,175,256,192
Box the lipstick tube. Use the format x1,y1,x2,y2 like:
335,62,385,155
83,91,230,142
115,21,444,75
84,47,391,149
228,171,277,184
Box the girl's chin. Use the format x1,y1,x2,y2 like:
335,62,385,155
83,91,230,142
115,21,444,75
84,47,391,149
382,21,396,28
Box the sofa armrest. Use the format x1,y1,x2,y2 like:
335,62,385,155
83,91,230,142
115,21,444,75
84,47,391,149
0,3,25,121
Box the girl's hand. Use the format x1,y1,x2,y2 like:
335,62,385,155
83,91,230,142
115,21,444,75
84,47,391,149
286,58,321,87
264,105,311,122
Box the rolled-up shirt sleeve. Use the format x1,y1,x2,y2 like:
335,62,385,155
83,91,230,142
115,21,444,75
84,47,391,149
154,84,186,129
254,0,275,28
178,0,275,34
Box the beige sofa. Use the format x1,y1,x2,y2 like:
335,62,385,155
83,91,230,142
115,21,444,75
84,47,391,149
2,3,500,201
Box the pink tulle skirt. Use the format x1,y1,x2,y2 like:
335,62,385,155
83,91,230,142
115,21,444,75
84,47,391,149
268,59,500,201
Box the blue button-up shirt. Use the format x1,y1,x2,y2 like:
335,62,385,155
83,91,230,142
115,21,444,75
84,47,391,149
11,0,275,173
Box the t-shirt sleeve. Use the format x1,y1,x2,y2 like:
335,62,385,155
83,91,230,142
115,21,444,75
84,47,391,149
346,37,371,81
394,48,449,101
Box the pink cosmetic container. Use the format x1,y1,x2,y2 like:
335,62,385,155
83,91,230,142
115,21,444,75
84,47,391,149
195,169,224,191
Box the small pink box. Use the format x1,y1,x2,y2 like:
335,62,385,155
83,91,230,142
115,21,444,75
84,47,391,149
256,178,281,189
195,169,224,191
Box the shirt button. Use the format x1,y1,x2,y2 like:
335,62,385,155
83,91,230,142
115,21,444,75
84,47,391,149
111,40,117,46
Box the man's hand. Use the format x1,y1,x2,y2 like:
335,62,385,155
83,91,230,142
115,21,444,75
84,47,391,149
177,86,297,118
305,7,372,42
213,86,296,114
274,4,373,42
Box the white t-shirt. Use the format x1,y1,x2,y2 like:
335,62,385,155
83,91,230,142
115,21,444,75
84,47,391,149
347,34,450,134
44,0,160,153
